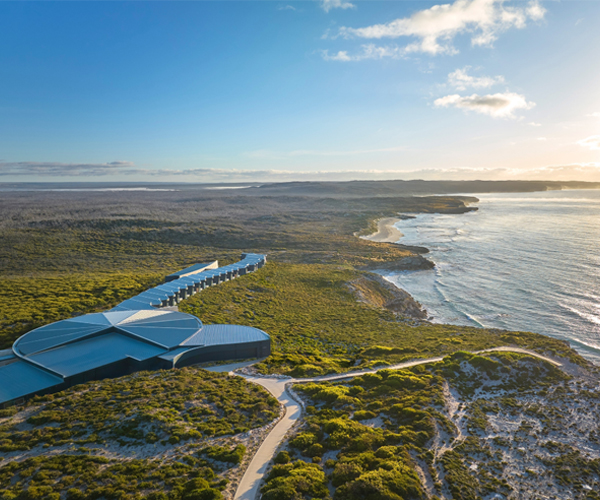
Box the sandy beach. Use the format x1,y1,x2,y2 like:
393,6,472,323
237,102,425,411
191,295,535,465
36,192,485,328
360,217,403,243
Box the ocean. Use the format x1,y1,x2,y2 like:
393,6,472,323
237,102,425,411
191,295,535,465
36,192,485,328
385,189,600,364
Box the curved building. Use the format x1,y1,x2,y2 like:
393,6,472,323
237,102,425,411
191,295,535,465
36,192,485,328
0,253,270,407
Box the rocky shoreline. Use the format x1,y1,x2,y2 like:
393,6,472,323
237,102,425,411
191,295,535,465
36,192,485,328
346,272,428,320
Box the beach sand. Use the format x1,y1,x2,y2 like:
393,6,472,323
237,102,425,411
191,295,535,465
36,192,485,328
360,217,403,243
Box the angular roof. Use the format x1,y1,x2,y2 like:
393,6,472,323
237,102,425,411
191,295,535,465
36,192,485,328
28,333,166,378
111,253,267,312
166,261,219,281
14,310,202,357
181,324,270,347
0,360,63,403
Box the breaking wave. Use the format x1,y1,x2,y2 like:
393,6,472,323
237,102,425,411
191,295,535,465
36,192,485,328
384,189,600,365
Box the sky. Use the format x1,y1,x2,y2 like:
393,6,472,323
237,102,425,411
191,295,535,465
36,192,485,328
1,0,599,183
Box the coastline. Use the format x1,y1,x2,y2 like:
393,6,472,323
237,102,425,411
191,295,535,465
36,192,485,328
359,216,434,272
360,217,403,243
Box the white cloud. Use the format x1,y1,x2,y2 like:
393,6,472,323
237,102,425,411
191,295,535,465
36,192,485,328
588,112,600,118
321,44,407,61
277,5,297,11
528,122,542,127
5,161,600,183
537,137,547,141
527,1,547,20
245,146,406,159
337,0,546,55
578,136,600,151
447,67,504,90
320,0,355,13
0,160,135,176
434,91,535,118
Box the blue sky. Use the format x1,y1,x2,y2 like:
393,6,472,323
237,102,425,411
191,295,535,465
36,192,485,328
1,0,599,182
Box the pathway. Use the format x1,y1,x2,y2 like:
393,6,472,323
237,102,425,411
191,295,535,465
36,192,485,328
208,346,562,500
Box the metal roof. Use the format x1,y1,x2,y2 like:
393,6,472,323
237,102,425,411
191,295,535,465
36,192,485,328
181,324,270,347
111,253,266,312
14,310,201,357
28,333,166,378
0,360,63,403
166,261,219,281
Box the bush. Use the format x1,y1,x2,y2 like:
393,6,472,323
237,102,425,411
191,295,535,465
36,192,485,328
289,432,317,450
201,444,246,464
261,461,329,500
274,451,291,464
353,410,376,421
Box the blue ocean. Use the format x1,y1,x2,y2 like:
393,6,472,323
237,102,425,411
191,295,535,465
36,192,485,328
385,190,600,364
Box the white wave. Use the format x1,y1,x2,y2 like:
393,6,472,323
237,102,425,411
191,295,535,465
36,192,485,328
203,185,260,190
561,304,600,326
35,187,178,192
568,336,600,353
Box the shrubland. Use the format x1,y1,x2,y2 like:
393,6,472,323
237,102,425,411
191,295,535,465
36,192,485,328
0,368,278,452
263,352,597,500
1,185,595,499
0,367,279,499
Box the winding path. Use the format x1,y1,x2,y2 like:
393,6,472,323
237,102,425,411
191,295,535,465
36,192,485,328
208,347,562,500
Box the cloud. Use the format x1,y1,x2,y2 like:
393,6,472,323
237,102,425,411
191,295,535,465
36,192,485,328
244,146,406,160
0,160,135,176
434,91,535,118
336,0,546,55
537,137,547,141
320,0,355,13
528,122,542,127
578,136,600,151
4,161,600,183
321,44,407,61
277,5,297,11
399,164,600,181
447,66,504,90
588,112,600,118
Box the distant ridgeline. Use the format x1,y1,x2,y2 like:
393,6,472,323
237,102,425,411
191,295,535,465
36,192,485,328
0,253,270,407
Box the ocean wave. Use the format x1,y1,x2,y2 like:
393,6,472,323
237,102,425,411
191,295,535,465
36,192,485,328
561,304,600,326
385,189,600,364
567,336,600,353
480,197,600,204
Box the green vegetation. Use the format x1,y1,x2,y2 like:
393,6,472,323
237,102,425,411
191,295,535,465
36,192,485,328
263,352,581,500
439,350,570,397
200,445,246,465
0,454,227,500
1,186,594,499
181,262,585,375
0,368,278,452
0,190,468,350
261,461,329,500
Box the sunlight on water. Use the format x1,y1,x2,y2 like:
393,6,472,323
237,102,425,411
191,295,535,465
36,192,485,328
385,190,600,364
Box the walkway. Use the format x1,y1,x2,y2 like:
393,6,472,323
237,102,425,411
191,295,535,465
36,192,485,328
208,347,562,500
